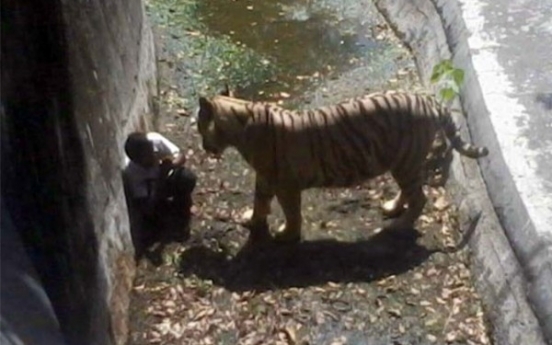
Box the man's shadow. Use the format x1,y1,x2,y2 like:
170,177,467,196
123,174,191,266
134,213,192,266
178,227,435,292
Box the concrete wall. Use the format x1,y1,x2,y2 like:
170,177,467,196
374,0,547,344
1,0,157,344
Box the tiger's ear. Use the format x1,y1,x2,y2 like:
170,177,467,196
219,83,235,97
199,96,211,109
198,96,214,120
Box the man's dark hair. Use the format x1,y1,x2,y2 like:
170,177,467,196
124,132,152,162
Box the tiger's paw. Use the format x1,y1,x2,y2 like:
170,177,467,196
241,218,268,231
273,226,301,244
245,229,272,246
241,218,272,246
381,200,406,218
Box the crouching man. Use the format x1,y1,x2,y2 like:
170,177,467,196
123,131,197,258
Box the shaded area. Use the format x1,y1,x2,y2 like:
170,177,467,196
535,93,552,111
0,201,66,345
1,1,101,344
126,199,193,266
179,228,431,292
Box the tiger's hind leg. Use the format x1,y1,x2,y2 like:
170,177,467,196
381,190,407,218
426,132,453,187
274,189,302,244
243,177,274,243
383,170,427,231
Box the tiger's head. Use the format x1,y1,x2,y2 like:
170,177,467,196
196,85,248,157
197,96,226,156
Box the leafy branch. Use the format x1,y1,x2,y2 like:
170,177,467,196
430,59,465,107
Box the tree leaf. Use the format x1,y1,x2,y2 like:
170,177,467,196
452,69,465,87
440,88,456,102
430,69,442,83
441,59,453,70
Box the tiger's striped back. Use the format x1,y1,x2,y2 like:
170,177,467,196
198,90,488,189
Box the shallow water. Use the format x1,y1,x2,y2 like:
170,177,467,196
148,0,413,104
199,0,406,99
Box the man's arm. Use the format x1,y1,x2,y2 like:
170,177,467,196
171,152,187,167
148,132,186,167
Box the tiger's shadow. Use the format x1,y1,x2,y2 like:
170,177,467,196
178,227,435,292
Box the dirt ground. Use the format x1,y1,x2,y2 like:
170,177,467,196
127,2,492,344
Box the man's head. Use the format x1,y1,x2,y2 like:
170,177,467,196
124,132,156,167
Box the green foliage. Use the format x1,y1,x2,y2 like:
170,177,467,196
191,36,279,94
430,59,465,105
146,0,278,101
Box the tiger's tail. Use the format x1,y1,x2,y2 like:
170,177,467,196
438,107,489,158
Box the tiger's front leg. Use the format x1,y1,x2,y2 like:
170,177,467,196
274,189,302,243
384,170,427,231
243,177,274,243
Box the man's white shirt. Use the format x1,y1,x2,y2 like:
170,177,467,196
123,132,180,199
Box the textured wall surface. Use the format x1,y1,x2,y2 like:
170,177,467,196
1,0,157,344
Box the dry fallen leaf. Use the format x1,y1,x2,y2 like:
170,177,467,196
330,336,347,345
427,334,438,343
177,109,189,116
387,308,402,318
434,195,450,211
280,325,297,345
446,331,458,343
